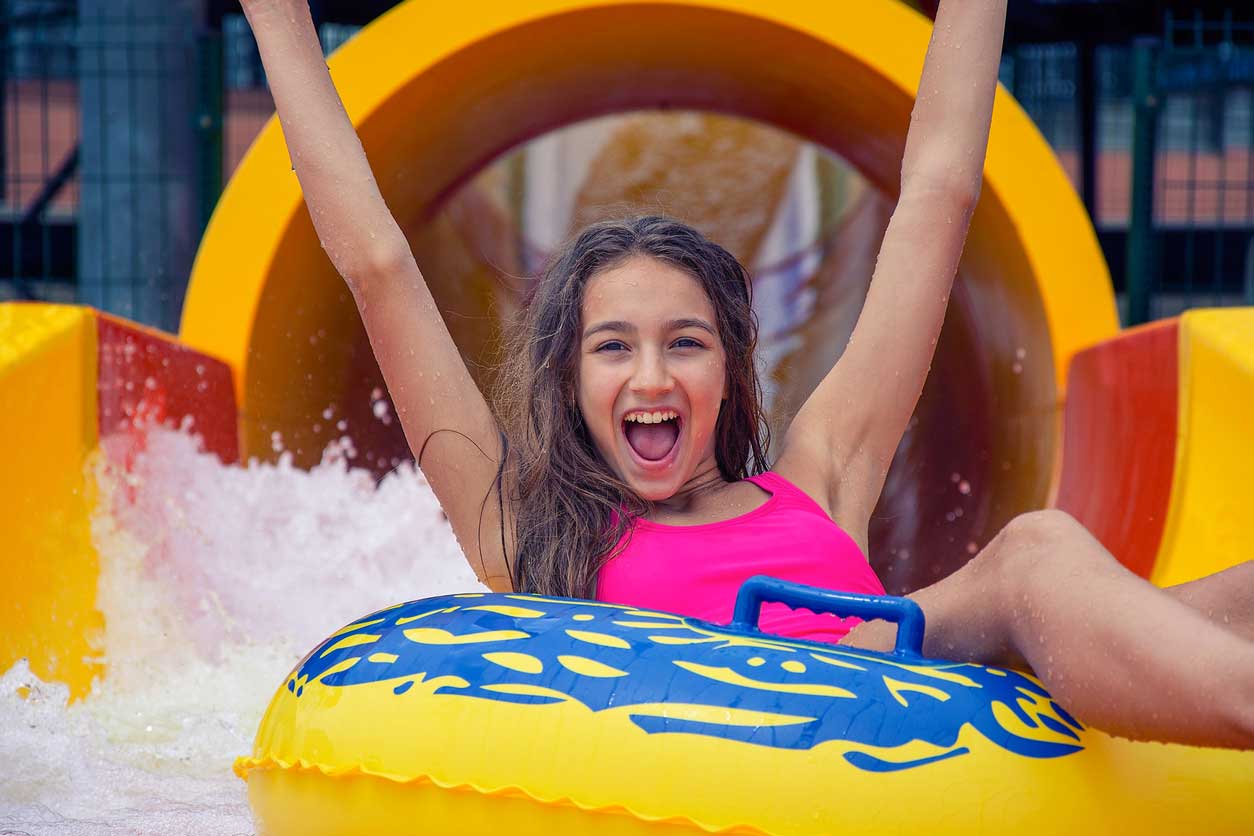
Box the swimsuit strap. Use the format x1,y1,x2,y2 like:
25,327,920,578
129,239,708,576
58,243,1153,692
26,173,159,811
745,471,833,521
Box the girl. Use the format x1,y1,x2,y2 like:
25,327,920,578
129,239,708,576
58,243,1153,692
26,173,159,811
241,0,1254,748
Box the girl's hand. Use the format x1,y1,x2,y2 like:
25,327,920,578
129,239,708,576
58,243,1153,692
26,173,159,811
239,0,306,13
238,0,312,31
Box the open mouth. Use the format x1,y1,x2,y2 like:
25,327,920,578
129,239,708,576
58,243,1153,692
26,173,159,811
622,411,682,464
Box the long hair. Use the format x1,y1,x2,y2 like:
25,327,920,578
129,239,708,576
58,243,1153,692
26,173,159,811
495,216,771,598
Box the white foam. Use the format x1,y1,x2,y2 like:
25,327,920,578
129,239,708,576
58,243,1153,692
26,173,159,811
0,427,483,834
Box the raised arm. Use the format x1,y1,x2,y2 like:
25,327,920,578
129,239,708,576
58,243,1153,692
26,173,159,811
241,1,511,589
777,0,1008,537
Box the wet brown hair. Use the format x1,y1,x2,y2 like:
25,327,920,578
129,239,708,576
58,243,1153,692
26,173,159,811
495,216,770,598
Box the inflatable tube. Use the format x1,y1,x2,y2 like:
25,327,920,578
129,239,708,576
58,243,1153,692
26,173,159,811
238,580,1254,835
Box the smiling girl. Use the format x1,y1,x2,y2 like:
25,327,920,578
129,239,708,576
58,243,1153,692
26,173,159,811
241,0,1254,748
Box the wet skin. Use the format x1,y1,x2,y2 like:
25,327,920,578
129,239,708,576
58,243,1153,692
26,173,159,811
577,256,730,510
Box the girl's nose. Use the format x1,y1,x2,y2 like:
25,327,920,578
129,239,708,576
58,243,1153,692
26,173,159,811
630,349,673,395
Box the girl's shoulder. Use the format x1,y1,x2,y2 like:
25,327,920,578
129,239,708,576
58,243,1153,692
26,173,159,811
770,452,871,554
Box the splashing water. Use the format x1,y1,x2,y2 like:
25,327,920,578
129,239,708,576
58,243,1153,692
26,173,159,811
0,427,483,834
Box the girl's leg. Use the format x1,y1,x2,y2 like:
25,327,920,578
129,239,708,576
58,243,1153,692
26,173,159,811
1163,561,1254,642
843,510,1254,749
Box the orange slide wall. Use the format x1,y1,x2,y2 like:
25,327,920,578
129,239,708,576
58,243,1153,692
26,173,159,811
0,304,239,699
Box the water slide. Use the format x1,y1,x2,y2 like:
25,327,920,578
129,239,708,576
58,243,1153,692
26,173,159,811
2,0,1253,825
182,0,1117,595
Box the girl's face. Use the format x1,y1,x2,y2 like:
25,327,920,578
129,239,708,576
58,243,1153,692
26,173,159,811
576,255,728,501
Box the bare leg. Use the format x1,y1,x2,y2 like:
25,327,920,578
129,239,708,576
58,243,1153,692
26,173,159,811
844,510,1254,749
1164,561,1254,642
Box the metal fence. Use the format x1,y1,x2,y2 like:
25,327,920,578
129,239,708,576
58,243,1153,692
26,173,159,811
1139,11,1254,318
2,2,1251,328
0,0,216,329
0,2,353,331
1004,10,1254,323
1,0,77,305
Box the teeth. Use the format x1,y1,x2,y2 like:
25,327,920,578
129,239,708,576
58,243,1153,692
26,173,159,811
625,410,678,424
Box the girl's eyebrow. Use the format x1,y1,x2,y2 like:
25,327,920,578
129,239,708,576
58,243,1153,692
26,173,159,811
583,320,634,339
582,318,716,339
669,317,717,335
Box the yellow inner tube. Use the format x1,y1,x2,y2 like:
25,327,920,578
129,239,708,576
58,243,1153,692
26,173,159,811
239,592,1254,835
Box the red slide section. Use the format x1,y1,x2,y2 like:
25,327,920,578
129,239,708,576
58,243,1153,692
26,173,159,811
1055,320,1178,579
97,314,239,467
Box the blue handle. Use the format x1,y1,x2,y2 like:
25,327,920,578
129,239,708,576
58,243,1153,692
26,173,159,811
729,575,925,658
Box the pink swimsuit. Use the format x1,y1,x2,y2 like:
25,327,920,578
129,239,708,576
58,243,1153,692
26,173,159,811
595,471,886,644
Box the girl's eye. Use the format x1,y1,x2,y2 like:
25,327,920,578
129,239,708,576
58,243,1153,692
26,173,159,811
596,341,627,352
672,337,703,349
